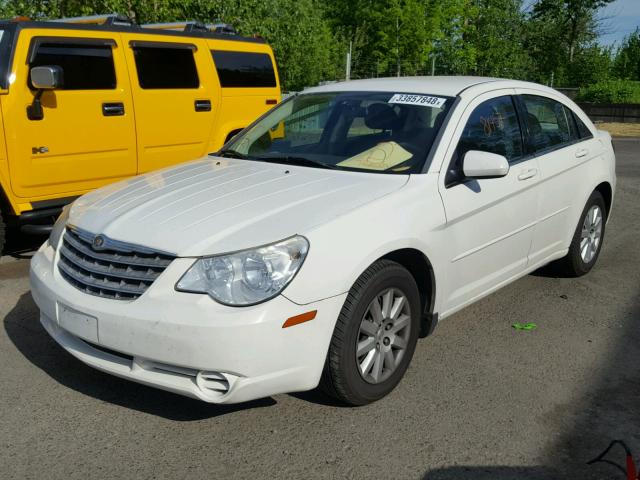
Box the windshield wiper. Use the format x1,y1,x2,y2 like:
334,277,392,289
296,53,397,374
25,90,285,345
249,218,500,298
216,149,250,159
254,155,339,170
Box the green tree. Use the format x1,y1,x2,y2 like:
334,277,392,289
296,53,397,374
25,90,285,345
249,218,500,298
527,0,614,85
613,28,640,80
323,0,438,78
465,0,533,78
532,0,614,62
0,0,625,88
567,43,613,85
429,0,478,75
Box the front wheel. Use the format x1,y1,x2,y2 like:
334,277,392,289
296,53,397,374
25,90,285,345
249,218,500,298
320,260,421,406
556,191,607,277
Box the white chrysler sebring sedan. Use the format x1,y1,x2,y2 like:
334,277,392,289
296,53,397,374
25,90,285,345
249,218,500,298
30,77,615,406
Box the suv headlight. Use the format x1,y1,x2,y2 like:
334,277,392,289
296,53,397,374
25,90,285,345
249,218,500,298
176,236,309,306
49,205,70,250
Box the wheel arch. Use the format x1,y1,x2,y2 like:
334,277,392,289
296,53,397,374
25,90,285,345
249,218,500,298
379,248,437,338
224,128,244,145
594,181,613,218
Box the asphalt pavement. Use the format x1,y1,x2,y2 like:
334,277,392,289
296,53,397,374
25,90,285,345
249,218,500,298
1,139,638,480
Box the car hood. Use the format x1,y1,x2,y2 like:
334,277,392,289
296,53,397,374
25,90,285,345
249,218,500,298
69,157,409,257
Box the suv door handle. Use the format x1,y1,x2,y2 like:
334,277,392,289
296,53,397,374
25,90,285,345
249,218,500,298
517,168,538,181
195,99,212,112
102,102,125,116
575,148,589,158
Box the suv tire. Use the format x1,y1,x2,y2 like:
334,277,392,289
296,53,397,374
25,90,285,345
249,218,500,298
0,209,5,255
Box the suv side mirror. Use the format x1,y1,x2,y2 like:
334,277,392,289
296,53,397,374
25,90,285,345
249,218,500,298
463,150,509,179
31,65,64,90
28,66,64,121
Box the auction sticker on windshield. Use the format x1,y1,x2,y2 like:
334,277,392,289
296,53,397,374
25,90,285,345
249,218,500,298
388,93,446,108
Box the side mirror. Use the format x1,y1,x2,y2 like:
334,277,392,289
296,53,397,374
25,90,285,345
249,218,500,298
462,150,509,179
27,66,64,121
31,65,64,90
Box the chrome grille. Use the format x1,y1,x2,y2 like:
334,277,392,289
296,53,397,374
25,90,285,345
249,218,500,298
58,227,175,300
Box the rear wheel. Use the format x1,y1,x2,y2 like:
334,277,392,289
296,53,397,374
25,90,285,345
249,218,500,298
0,209,5,255
556,191,606,277
320,260,421,406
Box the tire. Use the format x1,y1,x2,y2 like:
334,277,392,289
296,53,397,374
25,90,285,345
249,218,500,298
556,191,607,277
320,259,421,406
0,209,5,255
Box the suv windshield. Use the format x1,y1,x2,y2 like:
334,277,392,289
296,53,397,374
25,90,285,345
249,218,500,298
0,25,15,89
221,91,454,174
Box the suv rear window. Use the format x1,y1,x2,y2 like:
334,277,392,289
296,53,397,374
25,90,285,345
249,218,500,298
133,45,199,89
212,51,277,88
30,42,116,90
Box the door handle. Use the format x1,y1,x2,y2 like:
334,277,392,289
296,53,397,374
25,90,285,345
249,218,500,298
102,102,125,116
195,99,212,112
575,148,589,158
517,168,538,181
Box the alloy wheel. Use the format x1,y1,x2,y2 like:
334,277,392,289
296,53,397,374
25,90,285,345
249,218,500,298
580,205,603,263
356,288,412,384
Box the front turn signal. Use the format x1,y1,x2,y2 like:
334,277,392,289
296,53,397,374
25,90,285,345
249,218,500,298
282,310,317,328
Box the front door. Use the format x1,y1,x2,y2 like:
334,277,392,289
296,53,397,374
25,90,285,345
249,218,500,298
438,91,540,315
3,30,137,200
121,35,219,173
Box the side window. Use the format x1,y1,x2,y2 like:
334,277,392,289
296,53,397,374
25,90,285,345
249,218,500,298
212,51,277,88
29,41,116,90
563,106,580,141
572,111,593,139
132,45,199,89
456,95,523,163
521,95,575,153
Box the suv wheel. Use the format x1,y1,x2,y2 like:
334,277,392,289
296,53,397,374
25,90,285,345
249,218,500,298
0,209,5,255
320,260,421,405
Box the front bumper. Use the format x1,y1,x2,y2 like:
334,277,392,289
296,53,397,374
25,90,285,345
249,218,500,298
30,242,346,404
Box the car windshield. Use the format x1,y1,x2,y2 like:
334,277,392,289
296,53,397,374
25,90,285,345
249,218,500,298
221,91,454,174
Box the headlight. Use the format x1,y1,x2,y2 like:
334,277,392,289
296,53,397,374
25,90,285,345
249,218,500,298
176,236,309,306
49,205,70,250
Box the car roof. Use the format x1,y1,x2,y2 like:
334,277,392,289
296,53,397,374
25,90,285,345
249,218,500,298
0,20,266,45
303,76,552,98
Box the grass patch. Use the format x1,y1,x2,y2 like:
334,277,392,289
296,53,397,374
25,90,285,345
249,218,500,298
595,122,640,137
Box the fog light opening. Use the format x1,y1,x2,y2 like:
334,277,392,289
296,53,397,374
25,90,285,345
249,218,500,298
196,371,239,398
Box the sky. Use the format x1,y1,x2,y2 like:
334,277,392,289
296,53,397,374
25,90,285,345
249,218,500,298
598,0,640,46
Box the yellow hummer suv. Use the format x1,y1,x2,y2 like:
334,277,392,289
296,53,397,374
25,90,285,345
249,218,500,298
0,14,281,252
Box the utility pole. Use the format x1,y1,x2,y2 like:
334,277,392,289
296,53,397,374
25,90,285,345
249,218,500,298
431,55,435,76
346,40,352,81
396,17,400,77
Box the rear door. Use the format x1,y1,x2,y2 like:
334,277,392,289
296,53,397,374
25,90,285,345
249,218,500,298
207,41,281,149
3,29,136,200
121,35,218,173
515,91,599,265
437,91,540,314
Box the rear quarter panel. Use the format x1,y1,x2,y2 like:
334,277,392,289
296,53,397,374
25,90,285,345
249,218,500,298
0,97,14,213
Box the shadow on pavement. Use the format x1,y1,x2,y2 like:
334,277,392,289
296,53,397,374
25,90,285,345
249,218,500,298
423,466,560,479
422,295,640,480
3,292,277,421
